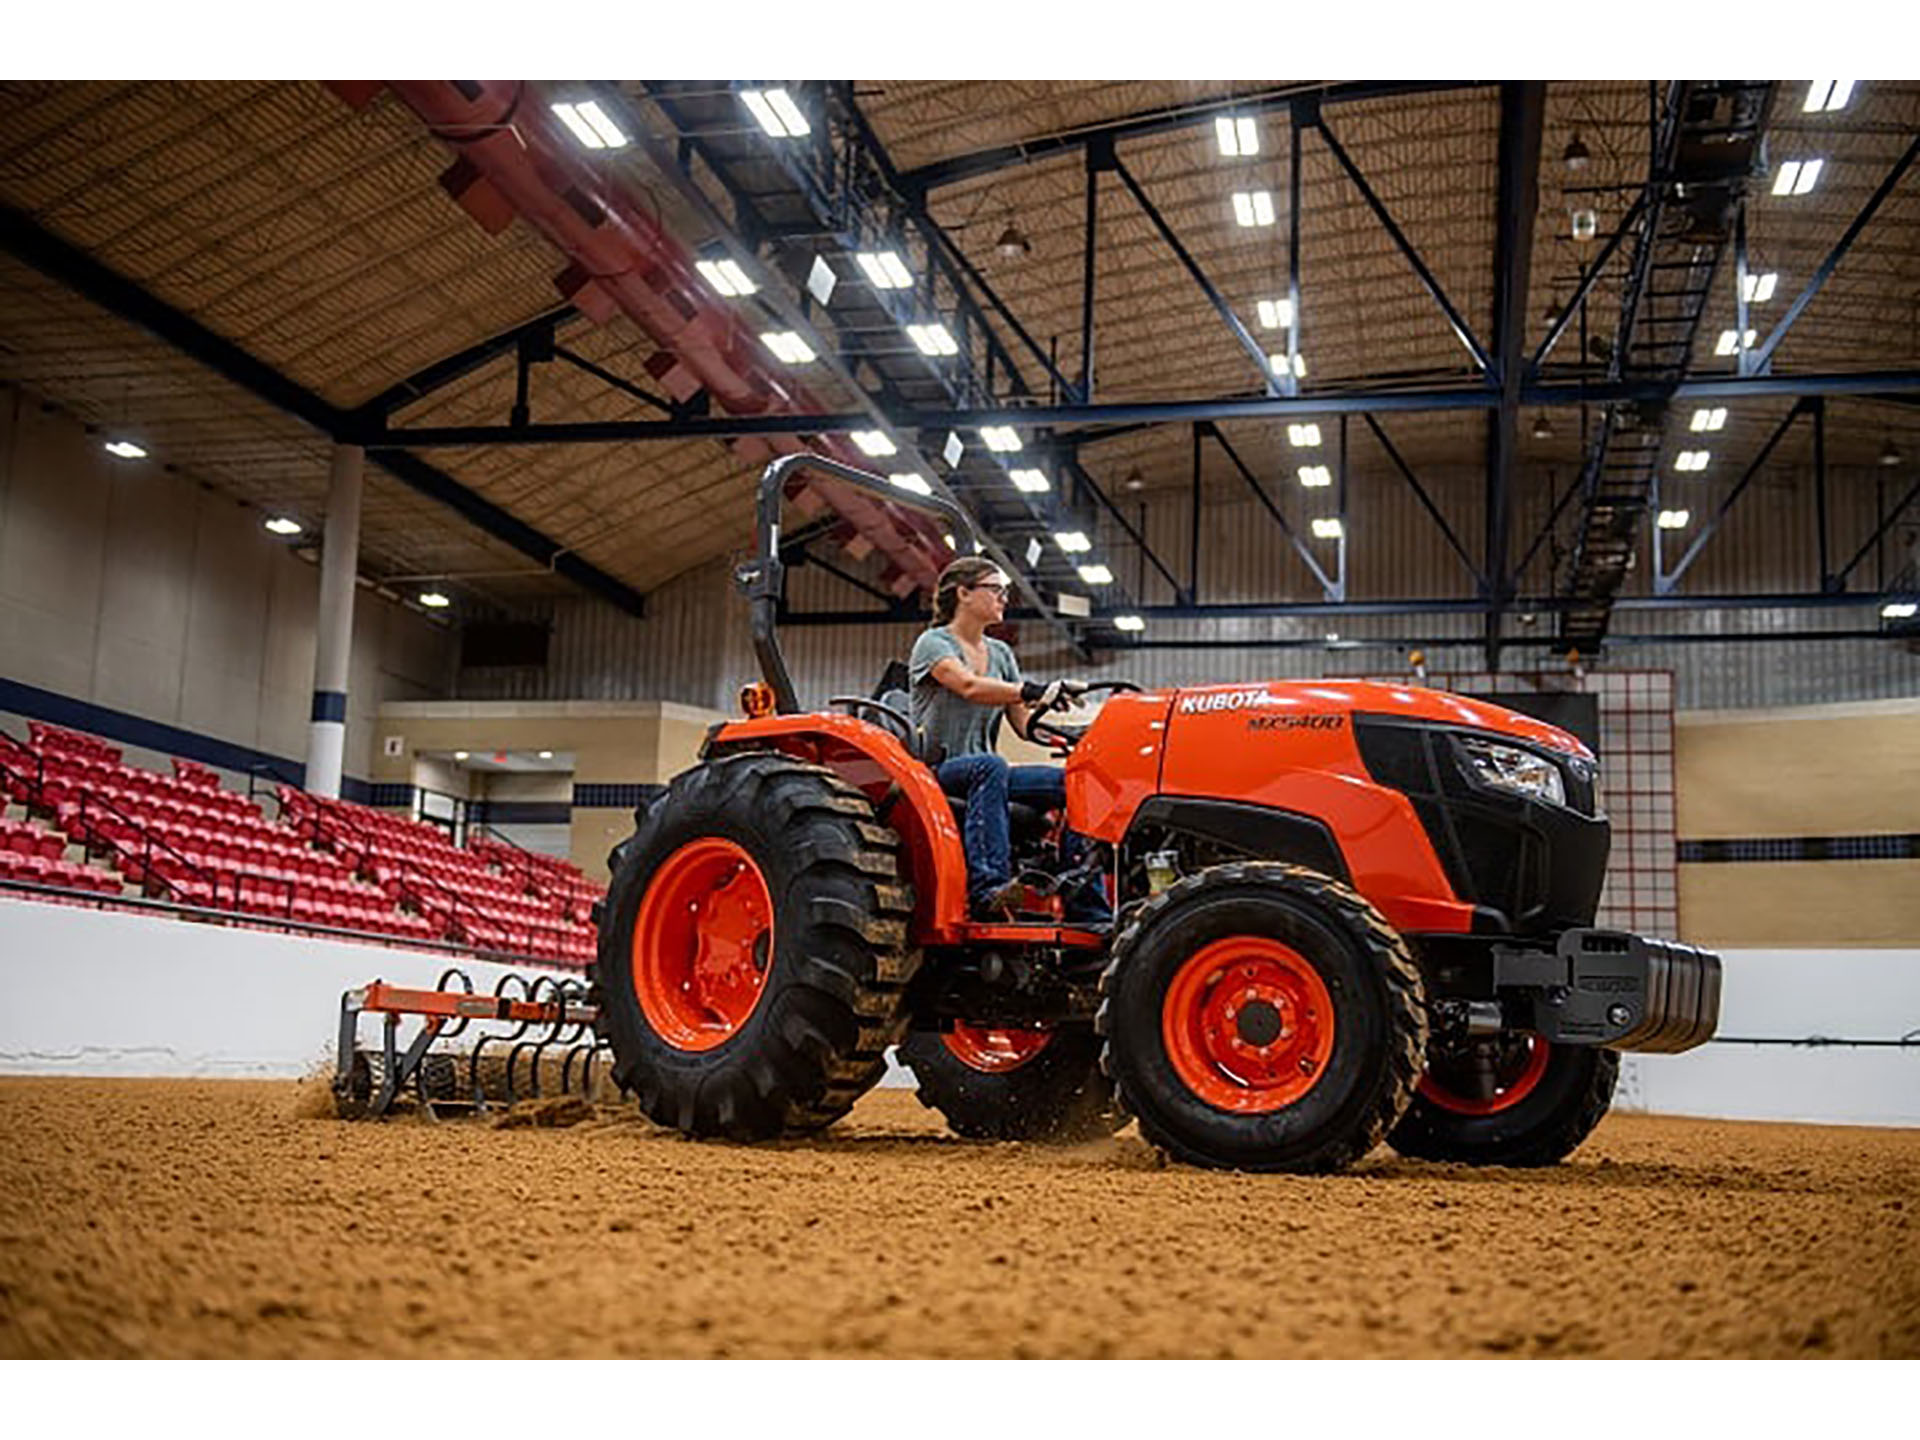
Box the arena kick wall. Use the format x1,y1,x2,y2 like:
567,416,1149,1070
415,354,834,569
0,391,455,790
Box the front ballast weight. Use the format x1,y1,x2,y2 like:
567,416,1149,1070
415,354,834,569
1490,929,1722,1053
333,968,614,1119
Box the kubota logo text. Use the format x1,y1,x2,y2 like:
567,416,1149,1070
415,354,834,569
1178,689,1283,714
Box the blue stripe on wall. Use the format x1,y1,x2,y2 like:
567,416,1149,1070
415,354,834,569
0,674,375,804
310,690,347,723
1678,834,1919,863
475,800,573,826
573,782,668,810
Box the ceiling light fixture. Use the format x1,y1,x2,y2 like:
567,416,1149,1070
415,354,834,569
549,100,627,150
1675,450,1712,472
1532,414,1554,441
995,221,1032,259
1008,468,1050,493
103,439,146,459
1742,271,1778,304
1570,207,1598,241
1715,328,1758,357
1123,468,1145,493
419,591,451,608
888,472,932,496
1256,298,1294,330
906,322,959,357
1113,614,1146,633
1882,601,1918,619
1879,437,1904,468
1772,159,1824,197
1054,530,1091,553
1804,81,1856,114
1287,422,1322,448
454,750,469,761
1656,509,1692,530
1310,518,1344,540
856,251,913,289
1690,407,1728,433
264,516,302,536
741,88,809,138
539,750,555,760
1215,115,1260,158
1298,465,1332,488
1077,563,1114,584
1562,133,1591,172
851,430,897,457
1231,191,1275,227
980,426,1022,452
695,258,756,297
1269,353,1307,378
760,331,815,364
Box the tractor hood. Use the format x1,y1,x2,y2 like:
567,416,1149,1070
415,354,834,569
1167,681,1595,762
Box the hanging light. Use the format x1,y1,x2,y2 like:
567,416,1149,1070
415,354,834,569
1562,133,1591,172
1532,414,1554,441
995,221,1032,259
1880,438,1904,468
1123,468,1145,493
1570,207,1598,242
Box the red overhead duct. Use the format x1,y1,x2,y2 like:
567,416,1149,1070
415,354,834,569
330,80,946,596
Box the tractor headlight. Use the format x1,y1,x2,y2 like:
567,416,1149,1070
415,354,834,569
1454,735,1565,807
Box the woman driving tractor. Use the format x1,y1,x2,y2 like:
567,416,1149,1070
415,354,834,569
908,556,1110,924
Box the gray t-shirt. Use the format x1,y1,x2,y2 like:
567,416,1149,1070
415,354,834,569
908,626,1023,761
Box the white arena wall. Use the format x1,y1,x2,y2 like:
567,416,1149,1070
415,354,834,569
2,897,1913,1128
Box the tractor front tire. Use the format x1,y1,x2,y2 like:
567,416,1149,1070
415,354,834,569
898,1024,1124,1143
594,752,916,1140
1098,863,1427,1173
1388,1037,1618,1167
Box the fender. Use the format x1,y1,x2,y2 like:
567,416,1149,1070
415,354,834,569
704,714,971,942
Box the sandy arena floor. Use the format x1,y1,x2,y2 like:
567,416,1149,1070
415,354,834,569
0,1077,1914,1359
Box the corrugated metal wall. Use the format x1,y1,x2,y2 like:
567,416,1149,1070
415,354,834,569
455,453,1917,712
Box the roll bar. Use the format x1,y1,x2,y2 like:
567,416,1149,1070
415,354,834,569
737,454,977,715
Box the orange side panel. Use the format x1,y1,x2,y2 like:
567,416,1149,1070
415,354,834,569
706,715,971,943
1155,683,1478,934
1065,692,1174,843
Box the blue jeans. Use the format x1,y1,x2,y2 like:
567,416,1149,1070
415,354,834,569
934,754,1111,924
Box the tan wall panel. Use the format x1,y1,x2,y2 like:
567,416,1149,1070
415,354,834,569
1677,699,1920,837
1679,861,1920,948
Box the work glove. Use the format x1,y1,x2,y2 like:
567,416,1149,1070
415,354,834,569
1021,678,1088,712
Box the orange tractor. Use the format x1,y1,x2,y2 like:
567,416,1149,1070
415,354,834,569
593,457,1719,1172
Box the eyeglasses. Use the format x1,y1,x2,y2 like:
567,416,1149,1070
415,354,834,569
968,582,1011,599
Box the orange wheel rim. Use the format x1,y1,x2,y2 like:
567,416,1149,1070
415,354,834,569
943,1024,1052,1073
1161,936,1336,1113
632,838,774,1052
1418,1033,1551,1115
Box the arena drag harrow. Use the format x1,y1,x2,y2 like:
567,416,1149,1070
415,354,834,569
333,969,614,1119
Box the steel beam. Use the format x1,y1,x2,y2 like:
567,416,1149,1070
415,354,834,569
899,82,1479,192
1203,424,1338,595
1081,141,1104,400
1312,114,1493,373
1530,192,1645,373
1110,153,1276,391
0,202,647,618
361,368,1920,445
1063,456,1186,601
1749,133,1920,373
357,307,579,419
1362,414,1484,585
1485,82,1545,671
1834,473,1920,588
1659,401,1808,593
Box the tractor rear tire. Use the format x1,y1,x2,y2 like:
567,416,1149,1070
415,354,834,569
898,1024,1124,1143
1388,1037,1618,1167
594,752,917,1140
1097,862,1427,1173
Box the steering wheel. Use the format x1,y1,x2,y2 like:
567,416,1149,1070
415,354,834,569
1027,679,1143,754
828,696,912,744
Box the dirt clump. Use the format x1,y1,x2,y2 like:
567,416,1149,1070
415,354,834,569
0,1077,1915,1359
